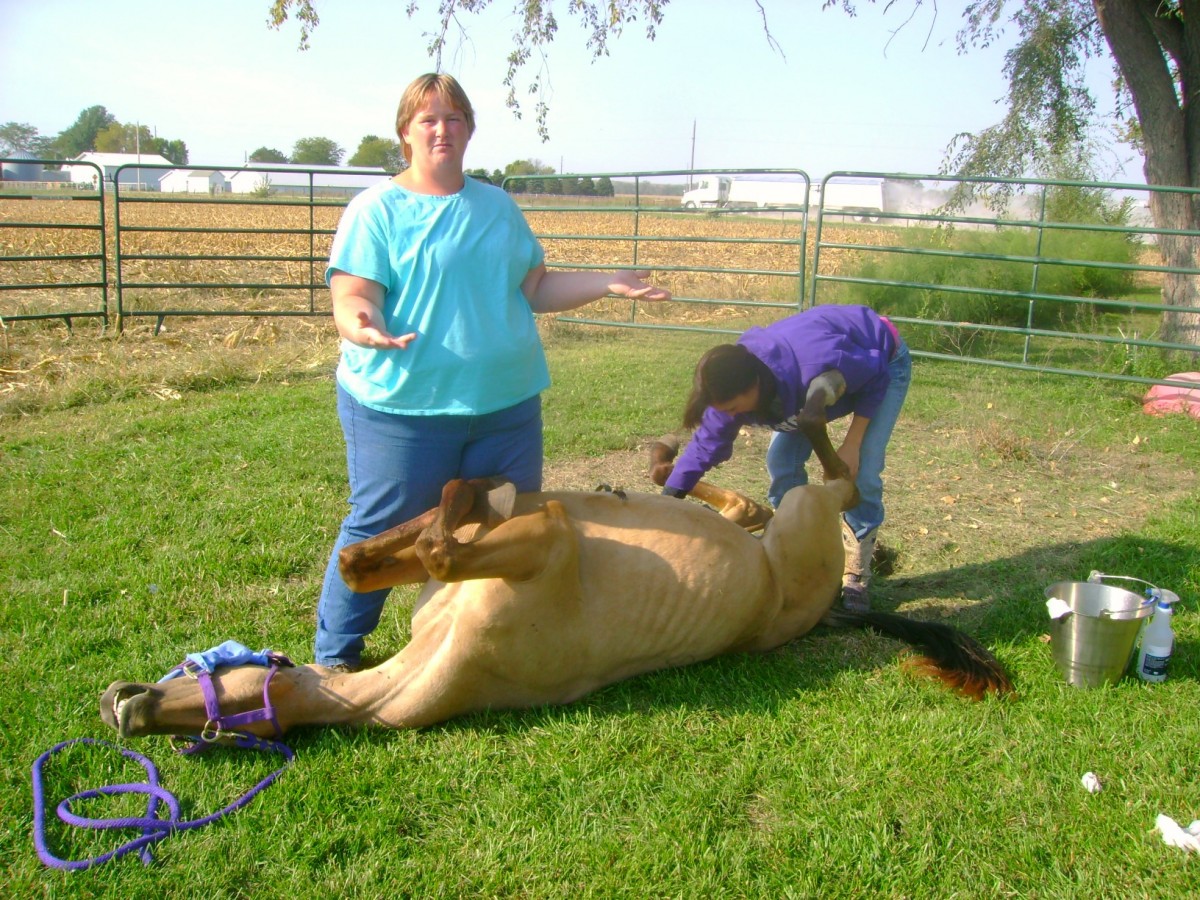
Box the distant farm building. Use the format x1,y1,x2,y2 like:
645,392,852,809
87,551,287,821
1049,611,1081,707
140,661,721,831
159,169,231,194
1,151,45,182
64,152,174,190
226,163,387,198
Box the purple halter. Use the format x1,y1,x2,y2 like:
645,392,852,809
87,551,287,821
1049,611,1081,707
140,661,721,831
169,653,291,752
33,651,296,870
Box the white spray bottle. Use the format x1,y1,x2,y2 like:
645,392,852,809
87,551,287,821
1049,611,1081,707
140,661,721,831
1136,588,1179,683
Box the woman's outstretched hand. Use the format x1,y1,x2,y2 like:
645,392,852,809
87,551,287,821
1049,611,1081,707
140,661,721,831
349,310,417,350
608,270,672,302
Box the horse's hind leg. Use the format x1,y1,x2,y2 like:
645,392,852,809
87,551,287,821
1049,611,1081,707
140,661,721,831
649,436,679,487
796,371,850,481
339,478,517,592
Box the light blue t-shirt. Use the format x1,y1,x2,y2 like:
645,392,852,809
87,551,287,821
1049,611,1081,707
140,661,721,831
326,177,548,415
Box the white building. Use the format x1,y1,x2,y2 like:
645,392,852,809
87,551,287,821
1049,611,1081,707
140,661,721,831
64,152,174,190
159,169,231,194
226,163,387,197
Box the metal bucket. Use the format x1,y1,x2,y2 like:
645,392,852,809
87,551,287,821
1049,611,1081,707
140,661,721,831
1046,581,1155,687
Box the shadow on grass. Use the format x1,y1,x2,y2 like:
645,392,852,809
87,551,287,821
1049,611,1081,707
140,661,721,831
875,532,1193,641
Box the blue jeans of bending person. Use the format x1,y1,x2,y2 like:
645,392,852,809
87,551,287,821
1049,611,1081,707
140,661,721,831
766,339,911,540
315,385,544,668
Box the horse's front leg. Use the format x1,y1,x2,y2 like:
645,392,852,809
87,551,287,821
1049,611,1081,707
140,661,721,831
417,499,572,584
339,477,516,591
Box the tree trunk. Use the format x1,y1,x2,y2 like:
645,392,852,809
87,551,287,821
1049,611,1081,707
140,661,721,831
1152,192,1200,348
1094,0,1200,350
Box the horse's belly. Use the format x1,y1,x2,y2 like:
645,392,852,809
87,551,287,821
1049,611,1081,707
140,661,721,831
407,493,779,706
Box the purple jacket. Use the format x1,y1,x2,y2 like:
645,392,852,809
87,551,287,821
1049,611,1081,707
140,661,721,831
665,305,899,494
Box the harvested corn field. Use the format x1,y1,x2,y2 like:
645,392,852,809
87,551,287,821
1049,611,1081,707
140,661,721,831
1,193,881,329
0,195,343,320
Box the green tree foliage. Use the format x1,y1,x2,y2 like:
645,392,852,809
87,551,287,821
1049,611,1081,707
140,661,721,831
154,138,189,166
268,1,667,141
291,136,344,165
54,105,117,158
94,123,148,154
93,122,189,164
349,135,404,171
933,0,1199,345
0,122,53,157
249,147,289,163
44,109,189,164
596,175,615,197
504,158,556,178
94,123,131,153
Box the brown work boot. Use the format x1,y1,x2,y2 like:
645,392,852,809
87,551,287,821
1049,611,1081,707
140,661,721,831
841,520,877,612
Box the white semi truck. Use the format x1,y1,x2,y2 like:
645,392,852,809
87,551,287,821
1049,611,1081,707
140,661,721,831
681,176,883,221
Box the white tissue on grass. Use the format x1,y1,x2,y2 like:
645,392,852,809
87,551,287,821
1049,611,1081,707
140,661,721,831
1080,772,1102,793
1156,814,1200,853
1046,597,1072,620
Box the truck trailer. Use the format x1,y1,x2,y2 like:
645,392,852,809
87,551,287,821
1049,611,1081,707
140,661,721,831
681,176,883,221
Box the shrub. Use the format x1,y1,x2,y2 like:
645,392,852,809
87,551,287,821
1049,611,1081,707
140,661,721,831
852,223,1139,330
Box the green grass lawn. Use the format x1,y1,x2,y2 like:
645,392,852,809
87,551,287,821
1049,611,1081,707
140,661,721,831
4,324,1199,897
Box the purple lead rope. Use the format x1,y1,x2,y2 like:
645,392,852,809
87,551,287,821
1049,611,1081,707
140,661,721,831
32,650,295,870
32,735,293,870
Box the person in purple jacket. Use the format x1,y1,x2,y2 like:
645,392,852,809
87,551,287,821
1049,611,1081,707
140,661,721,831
660,304,911,611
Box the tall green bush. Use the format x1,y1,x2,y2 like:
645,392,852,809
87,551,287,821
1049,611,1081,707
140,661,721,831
850,185,1140,332
853,225,1138,331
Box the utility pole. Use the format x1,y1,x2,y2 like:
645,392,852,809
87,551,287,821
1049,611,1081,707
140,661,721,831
688,119,696,189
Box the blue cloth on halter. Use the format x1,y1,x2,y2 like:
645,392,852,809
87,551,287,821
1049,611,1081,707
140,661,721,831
157,640,279,683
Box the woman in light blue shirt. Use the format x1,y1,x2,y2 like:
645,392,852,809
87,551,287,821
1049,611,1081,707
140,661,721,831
316,73,670,670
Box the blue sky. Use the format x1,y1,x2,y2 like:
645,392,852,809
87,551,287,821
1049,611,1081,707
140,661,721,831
0,0,1144,183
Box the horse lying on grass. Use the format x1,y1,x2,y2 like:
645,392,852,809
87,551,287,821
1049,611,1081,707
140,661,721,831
101,413,1011,743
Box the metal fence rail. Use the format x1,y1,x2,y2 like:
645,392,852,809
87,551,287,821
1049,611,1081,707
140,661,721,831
0,159,106,328
111,163,371,331
2,162,1197,388
510,169,812,337
809,171,1200,390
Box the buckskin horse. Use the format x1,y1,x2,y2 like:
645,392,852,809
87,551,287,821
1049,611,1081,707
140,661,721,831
101,378,1010,742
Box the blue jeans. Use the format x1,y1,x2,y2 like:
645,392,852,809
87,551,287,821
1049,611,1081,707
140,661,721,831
766,340,911,539
314,385,544,667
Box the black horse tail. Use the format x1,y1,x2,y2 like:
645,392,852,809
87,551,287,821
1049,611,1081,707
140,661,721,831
822,609,1013,700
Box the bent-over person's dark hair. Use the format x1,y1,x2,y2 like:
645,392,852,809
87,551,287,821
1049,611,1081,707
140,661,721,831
682,344,774,428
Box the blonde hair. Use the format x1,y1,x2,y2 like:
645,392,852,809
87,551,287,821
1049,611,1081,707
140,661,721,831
394,73,476,163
